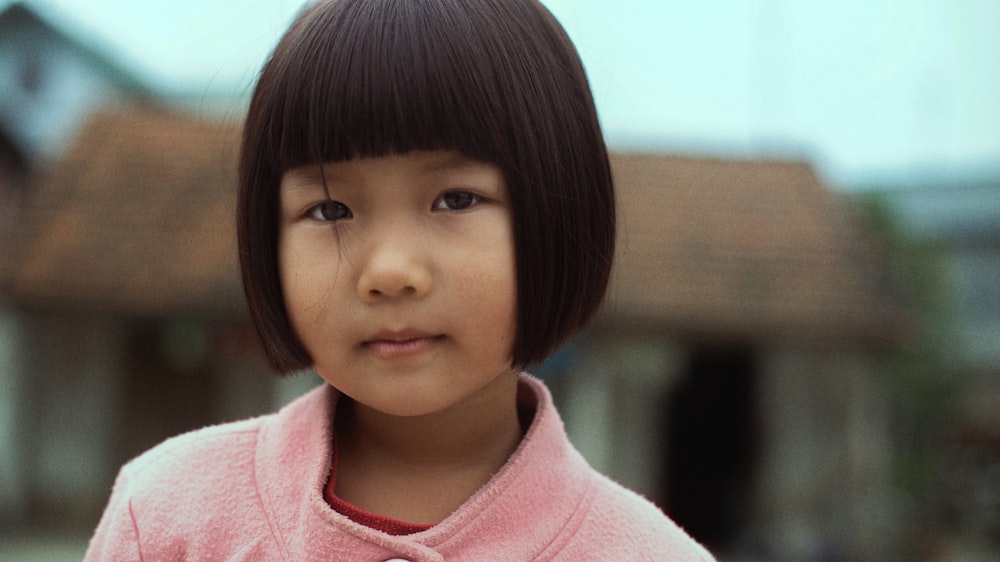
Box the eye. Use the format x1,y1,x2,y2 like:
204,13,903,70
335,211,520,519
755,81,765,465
433,191,481,211
306,200,352,222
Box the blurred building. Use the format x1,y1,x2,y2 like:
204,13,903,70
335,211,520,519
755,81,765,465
0,3,152,164
548,155,907,559
0,2,257,532
871,180,1000,379
1,109,275,530
863,179,1000,554
0,1,139,529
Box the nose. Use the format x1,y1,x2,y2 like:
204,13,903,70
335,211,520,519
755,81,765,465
356,234,432,302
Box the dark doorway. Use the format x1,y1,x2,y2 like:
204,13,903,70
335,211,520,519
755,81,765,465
664,344,756,548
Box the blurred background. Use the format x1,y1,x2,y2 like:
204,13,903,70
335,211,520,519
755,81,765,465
1,0,997,560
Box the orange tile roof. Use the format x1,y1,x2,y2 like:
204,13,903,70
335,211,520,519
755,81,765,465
604,153,905,345
5,108,245,317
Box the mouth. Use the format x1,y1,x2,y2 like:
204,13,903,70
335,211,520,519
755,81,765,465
362,330,446,359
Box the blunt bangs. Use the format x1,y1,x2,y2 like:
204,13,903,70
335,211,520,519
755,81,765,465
268,0,511,169
239,0,615,373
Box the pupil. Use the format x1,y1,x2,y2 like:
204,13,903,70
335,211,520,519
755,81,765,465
322,202,345,220
448,193,473,209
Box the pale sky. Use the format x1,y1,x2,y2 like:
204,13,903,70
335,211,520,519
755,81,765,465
10,0,1000,187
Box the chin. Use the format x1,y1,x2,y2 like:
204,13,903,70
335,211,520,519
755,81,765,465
366,399,453,419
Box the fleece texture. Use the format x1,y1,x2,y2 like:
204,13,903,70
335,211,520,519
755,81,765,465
86,374,715,561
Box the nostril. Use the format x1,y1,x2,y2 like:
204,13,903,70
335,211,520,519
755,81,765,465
367,284,416,298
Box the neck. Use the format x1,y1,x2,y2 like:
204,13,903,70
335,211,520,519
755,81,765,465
332,370,524,523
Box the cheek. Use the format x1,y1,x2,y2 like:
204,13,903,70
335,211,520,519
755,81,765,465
277,228,296,293
278,238,304,315
491,228,518,336
457,241,518,344
278,232,339,337
277,248,309,342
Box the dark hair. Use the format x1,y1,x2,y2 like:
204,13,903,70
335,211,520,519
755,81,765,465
238,0,615,373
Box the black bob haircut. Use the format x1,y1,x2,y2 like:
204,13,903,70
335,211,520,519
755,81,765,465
237,0,615,373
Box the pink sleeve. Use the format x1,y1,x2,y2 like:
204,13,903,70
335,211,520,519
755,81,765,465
84,469,143,562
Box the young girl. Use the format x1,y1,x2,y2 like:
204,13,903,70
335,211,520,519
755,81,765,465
87,0,715,559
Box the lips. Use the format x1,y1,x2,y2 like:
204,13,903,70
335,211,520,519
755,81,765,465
362,329,445,359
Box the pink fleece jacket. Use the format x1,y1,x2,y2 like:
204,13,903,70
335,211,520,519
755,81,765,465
86,374,715,561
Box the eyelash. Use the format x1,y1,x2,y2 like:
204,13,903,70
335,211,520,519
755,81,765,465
306,201,352,222
433,191,482,211
304,191,483,222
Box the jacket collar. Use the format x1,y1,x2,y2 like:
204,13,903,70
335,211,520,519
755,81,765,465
255,374,594,560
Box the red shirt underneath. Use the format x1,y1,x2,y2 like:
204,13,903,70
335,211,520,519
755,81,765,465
324,436,434,536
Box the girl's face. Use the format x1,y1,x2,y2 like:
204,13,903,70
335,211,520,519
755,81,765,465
279,150,518,418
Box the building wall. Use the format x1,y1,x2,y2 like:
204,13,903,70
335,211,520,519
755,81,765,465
13,311,123,527
0,303,27,524
949,248,1000,372
554,332,899,559
753,345,898,560
557,334,684,502
0,305,296,529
